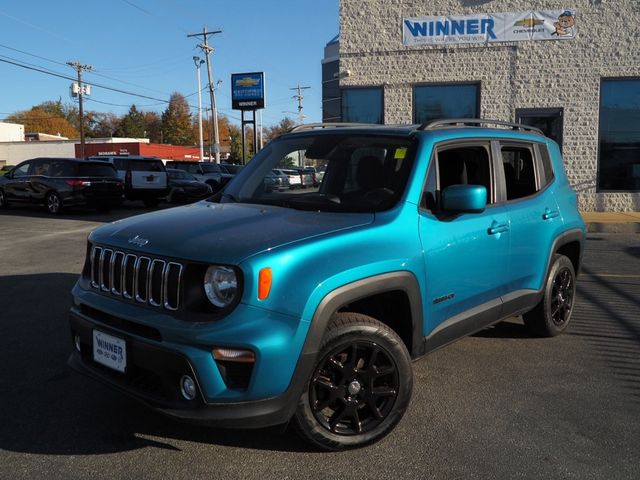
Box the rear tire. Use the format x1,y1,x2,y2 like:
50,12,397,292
523,254,576,337
45,191,62,214
293,312,413,451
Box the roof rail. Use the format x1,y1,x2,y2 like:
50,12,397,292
288,122,387,133
419,118,544,135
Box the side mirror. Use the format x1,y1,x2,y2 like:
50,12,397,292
441,185,487,213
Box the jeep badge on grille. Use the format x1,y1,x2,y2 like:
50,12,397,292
128,235,149,247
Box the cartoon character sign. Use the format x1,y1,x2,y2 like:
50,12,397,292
552,10,576,36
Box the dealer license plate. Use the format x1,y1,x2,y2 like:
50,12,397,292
93,330,127,373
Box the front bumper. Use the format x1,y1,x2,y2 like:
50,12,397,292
68,286,315,428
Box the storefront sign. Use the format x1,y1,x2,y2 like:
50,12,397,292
403,10,577,46
231,72,265,110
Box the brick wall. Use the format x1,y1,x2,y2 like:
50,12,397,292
339,0,640,211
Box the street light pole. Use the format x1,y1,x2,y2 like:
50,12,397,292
193,56,205,161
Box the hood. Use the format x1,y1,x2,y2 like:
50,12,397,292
89,201,374,264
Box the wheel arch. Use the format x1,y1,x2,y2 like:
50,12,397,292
306,272,423,359
551,228,584,277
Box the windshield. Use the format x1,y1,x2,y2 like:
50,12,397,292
168,169,194,180
221,133,416,213
201,163,223,174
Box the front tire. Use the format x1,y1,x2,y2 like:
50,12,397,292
294,312,413,451
523,254,576,337
46,191,62,214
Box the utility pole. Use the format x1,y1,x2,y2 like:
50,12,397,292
188,28,222,163
67,61,92,159
291,83,310,125
193,56,205,161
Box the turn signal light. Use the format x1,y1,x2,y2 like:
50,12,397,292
258,267,272,300
213,348,256,363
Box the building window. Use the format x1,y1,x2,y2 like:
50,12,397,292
342,88,383,124
414,83,480,124
516,108,564,152
598,78,640,191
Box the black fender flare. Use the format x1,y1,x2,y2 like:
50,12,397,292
304,271,424,359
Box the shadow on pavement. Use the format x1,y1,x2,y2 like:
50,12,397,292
0,273,313,456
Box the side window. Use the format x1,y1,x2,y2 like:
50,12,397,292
31,159,52,176
13,162,31,178
49,160,76,177
538,144,555,188
421,143,493,210
501,144,537,200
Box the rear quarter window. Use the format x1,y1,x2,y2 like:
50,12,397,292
130,160,165,172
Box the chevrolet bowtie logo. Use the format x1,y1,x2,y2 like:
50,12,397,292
514,18,545,27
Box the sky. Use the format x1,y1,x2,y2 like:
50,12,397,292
0,0,338,128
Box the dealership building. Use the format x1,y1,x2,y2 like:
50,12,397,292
327,1,640,211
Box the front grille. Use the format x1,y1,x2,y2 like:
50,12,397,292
90,245,183,310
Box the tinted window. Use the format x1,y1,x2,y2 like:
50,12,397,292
438,145,492,203
12,162,31,178
342,88,383,124
49,160,77,177
168,170,193,180
78,164,118,177
538,145,555,188
501,145,537,200
31,159,53,176
201,164,223,174
414,84,479,124
598,78,640,191
130,159,164,172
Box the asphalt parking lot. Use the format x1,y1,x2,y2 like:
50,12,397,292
1,204,639,480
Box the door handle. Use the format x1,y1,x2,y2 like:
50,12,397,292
488,221,509,235
542,208,559,220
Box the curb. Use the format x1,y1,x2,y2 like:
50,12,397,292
586,223,640,234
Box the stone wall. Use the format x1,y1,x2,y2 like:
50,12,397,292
339,0,640,211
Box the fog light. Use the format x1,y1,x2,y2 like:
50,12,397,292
180,375,197,400
74,334,82,352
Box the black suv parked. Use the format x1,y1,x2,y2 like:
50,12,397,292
0,157,123,214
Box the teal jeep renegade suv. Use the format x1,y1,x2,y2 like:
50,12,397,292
68,119,586,450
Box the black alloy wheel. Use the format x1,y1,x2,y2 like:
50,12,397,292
310,342,399,436
550,266,574,327
294,312,413,450
0,189,6,208
524,254,576,337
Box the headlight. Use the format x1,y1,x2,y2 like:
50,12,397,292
204,265,238,308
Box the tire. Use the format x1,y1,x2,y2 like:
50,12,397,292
523,254,576,337
45,191,62,214
293,312,413,451
143,197,159,208
0,188,7,208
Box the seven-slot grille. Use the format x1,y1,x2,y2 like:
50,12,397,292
89,245,183,310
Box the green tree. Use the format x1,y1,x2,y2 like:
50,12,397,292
115,105,145,138
161,92,194,145
264,116,296,143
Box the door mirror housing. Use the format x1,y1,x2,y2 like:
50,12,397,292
441,185,487,213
